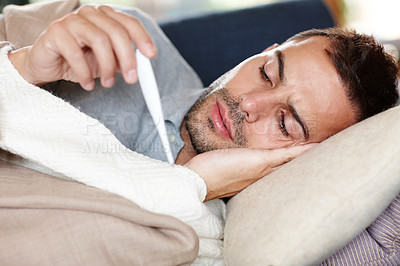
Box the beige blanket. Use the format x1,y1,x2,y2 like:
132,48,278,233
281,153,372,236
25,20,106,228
0,159,198,265
0,0,79,49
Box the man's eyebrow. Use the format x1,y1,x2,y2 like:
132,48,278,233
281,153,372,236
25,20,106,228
275,50,285,83
288,104,309,141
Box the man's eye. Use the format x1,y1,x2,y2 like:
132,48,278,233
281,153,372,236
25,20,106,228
279,111,290,137
259,65,272,85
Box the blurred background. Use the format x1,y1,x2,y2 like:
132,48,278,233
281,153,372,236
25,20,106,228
2,0,400,41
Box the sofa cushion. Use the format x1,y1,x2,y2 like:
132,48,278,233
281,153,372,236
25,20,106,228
224,105,400,265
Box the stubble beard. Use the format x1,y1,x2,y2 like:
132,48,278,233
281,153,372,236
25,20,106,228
184,84,248,154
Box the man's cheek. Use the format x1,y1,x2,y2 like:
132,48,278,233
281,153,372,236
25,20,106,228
246,123,278,137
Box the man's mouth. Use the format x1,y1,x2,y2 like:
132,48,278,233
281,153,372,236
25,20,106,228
211,100,233,140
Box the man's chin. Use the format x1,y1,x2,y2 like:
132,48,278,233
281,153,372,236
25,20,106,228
191,134,240,154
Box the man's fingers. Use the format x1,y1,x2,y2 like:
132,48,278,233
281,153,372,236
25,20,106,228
71,5,157,86
78,6,139,84
99,5,157,58
19,5,157,88
75,28,117,88
52,11,118,88
268,143,317,167
46,24,95,90
186,143,317,201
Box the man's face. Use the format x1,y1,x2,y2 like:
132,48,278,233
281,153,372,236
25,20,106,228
184,37,358,154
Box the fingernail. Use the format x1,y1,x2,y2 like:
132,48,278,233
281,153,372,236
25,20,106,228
103,77,115,88
83,81,94,91
145,43,156,57
126,69,137,83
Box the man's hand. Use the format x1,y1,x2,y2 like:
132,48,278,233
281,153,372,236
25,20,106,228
185,144,316,201
8,5,157,90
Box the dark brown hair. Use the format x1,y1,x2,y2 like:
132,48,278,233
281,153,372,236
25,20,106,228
287,28,399,121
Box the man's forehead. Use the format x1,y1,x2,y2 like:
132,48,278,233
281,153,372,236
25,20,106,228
281,36,330,52
280,37,357,141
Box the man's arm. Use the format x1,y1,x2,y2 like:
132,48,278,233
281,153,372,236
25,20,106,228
8,5,157,90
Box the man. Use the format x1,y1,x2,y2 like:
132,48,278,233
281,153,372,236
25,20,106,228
1,4,399,264
6,5,399,201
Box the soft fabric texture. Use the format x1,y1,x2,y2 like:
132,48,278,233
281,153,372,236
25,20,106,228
0,42,224,264
320,193,400,265
0,159,198,266
0,0,79,49
225,105,400,265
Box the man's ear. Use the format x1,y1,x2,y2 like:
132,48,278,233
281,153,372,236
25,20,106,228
263,43,280,52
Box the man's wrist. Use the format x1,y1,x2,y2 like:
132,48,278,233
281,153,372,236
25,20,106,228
8,47,38,85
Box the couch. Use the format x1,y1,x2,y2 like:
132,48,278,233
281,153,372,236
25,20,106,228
1,0,400,265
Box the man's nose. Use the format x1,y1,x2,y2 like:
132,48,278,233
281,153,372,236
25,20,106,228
239,91,279,123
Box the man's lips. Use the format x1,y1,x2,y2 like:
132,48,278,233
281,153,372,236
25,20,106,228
211,101,233,140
